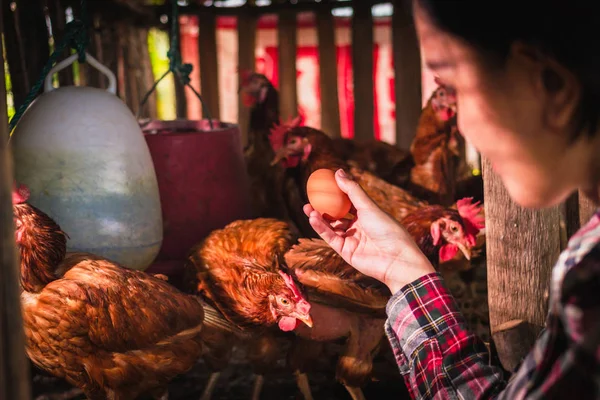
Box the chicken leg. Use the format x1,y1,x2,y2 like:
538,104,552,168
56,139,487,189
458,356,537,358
295,371,314,400
251,375,265,400
199,372,221,400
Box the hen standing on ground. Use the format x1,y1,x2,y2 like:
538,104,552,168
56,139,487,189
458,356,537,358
185,218,314,400
13,184,205,400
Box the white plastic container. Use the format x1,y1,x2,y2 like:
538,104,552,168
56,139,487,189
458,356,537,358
10,52,162,270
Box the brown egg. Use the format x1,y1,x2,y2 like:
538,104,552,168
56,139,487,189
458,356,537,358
306,169,351,220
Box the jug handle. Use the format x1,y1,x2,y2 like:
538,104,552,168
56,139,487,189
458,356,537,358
44,52,117,95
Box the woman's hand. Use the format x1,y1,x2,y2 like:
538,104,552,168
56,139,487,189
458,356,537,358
304,169,435,294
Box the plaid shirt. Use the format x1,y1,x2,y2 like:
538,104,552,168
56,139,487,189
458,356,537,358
385,211,600,399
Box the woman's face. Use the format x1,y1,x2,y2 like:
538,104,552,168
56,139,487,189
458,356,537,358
414,3,591,208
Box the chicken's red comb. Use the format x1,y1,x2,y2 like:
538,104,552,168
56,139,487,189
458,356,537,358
278,270,305,300
456,197,485,243
12,183,30,204
269,115,302,151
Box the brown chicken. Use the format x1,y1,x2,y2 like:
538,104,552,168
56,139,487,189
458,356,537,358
239,71,311,237
13,184,205,400
284,238,389,400
332,137,411,185
185,218,314,400
394,79,483,205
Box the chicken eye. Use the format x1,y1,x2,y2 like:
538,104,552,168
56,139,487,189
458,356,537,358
280,298,289,305
450,225,459,233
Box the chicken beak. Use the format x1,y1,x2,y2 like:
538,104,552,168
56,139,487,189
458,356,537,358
456,242,471,260
296,313,313,328
270,148,290,166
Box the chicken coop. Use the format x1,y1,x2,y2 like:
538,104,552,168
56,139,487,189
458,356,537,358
0,0,597,399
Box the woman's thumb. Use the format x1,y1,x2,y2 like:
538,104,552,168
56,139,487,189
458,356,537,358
335,169,375,209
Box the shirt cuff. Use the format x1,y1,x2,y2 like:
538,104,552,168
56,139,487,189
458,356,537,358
384,272,467,374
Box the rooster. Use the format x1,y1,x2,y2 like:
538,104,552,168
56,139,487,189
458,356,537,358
185,218,313,400
13,184,205,400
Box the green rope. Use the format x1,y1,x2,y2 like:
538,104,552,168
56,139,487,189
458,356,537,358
8,3,90,133
137,0,213,129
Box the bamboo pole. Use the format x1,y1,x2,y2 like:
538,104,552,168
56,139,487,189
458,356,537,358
351,1,374,141
237,13,257,147
316,9,341,138
278,10,298,121
391,0,422,149
483,157,560,372
0,1,31,396
198,11,220,120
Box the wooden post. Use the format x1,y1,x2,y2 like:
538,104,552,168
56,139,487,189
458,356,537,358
392,0,422,149
352,1,374,141
278,10,298,121
173,17,187,119
96,16,119,90
3,0,49,109
198,11,220,120
316,9,341,138
0,0,31,396
579,191,597,227
237,13,257,147
483,157,560,372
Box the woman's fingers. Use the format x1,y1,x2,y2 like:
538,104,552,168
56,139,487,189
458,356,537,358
335,169,376,210
303,203,314,217
308,211,345,252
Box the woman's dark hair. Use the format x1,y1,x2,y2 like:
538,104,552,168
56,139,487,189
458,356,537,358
413,1,600,138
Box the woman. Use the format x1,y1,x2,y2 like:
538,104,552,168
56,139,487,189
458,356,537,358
305,1,600,399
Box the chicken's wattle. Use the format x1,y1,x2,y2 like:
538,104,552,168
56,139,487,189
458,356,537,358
278,316,299,331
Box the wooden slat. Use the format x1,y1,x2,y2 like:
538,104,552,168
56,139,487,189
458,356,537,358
483,157,560,372
391,0,422,149
198,11,220,120
351,1,374,141
316,9,341,138
138,27,157,120
237,13,257,147
278,10,298,121
3,0,49,109
0,0,31,396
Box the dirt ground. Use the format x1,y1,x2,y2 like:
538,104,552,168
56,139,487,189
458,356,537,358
32,344,411,400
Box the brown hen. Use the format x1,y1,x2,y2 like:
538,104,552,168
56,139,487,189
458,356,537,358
13,185,205,400
185,217,314,400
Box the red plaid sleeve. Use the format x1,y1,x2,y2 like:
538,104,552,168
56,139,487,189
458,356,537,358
385,272,505,399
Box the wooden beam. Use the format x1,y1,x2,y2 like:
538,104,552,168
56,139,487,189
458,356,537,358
198,11,220,120
278,10,298,121
0,0,32,395
483,157,560,372
352,1,374,141
392,0,421,149
316,8,341,138
237,13,257,147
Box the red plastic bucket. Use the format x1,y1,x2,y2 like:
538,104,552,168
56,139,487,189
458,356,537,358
143,119,251,272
